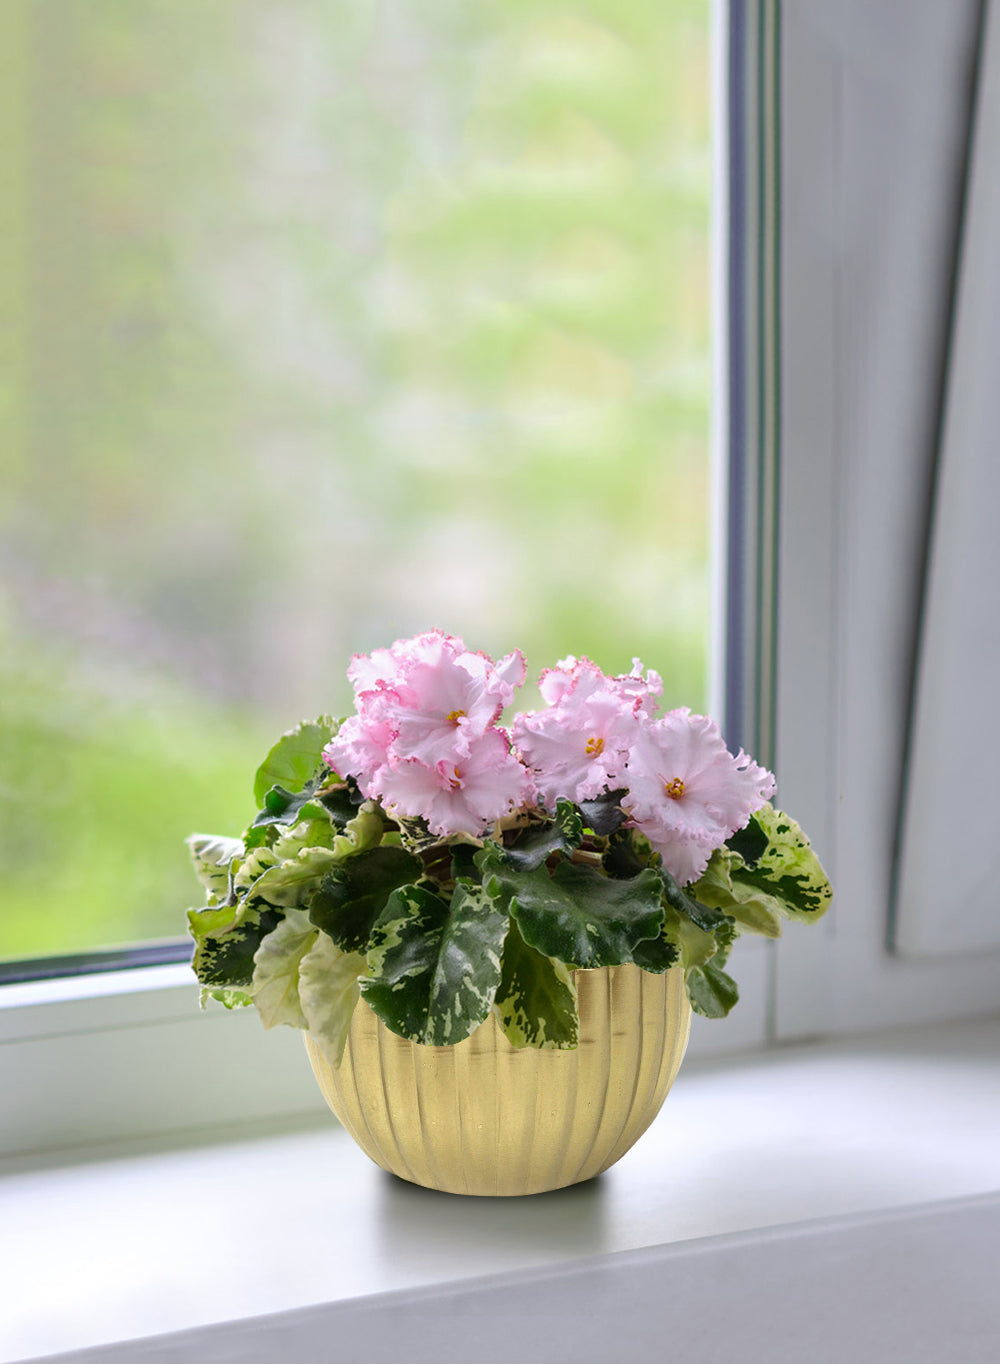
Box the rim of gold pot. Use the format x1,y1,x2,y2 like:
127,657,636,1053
306,963,691,1197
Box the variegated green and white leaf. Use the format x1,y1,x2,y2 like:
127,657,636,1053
233,844,280,894
308,845,423,952
692,849,784,938
186,833,242,898
188,900,283,989
250,908,318,1030
481,847,664,969
250,846,340,909
200,985,252,1011
361,882,508,1046
493,918,578,1049
299,935,368,1066
329,802,384,860
726,804,832,923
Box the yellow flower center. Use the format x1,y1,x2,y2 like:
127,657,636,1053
446,709,466,725
448,766,462,790
664,777,685,799
584,735,604,757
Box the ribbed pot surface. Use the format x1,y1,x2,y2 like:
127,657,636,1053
305,964,691,1197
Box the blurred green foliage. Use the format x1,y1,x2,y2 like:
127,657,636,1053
0,0,710,960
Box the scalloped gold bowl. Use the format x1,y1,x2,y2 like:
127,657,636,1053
305,964,691,1197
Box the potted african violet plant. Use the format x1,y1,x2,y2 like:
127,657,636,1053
186,630,831,1196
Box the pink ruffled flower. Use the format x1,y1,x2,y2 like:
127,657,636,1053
622,709,775,886
513,656,664,809
512,688,637,808
325,630,530,836
371,728,534,837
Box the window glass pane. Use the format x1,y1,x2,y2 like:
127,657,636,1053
0,0,712,964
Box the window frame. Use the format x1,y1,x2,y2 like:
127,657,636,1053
6,0,997,1163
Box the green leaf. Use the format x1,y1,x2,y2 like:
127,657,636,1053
251,782,326,831
186,833,242,898
253,717,337,807
483,848,664,969
659,864,730,934
729,805,833,921
250,846,340,909
188,900,283,989
493,917,578,1048
726,814,768,867
664,903,718,970
199,985,252,1011
629,909,681,973
686,958,740,1018
501,799,583,871
329,802,385,859
602,829,649,880
250,908,318,1030
299,935,368,1067
273,816,339,860
577,789,628,835
233,845,279,893
361,882,508,1045
308,845,423,952
317,781,365,826
692,849,784,937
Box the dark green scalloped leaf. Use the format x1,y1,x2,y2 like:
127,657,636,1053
602,829,648,881
317,780,364,827
659,864,730,934
361,882,508,1045
578,789,628,835
493,917,579,1048
726,814,768,867
308,846,423,951
482,847,664,969
501,799,583,871
253,717,337,807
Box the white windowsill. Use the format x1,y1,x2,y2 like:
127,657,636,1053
2,1013,998,1363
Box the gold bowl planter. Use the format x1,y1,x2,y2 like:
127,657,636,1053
305,963,691,1197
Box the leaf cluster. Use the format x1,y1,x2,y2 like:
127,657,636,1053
185,724,833,1060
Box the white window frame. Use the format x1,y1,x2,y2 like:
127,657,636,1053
4,0,997,1163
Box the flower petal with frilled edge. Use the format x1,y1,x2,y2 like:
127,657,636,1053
253,717,338,808
298,935,368,1067
307,846,423,952
360,882,509,1046
493,918,578,1049
481,846,664,970
250,909,317,1031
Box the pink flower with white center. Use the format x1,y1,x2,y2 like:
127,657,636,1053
512,688,638,809
514,656,664,810
329,631,528,788
387,636,520,767
622,709,776,886
371,728,534,837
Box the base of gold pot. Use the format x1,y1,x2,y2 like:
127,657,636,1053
305,964,691,1197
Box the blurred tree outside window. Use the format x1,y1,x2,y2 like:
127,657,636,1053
0,0,712,964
